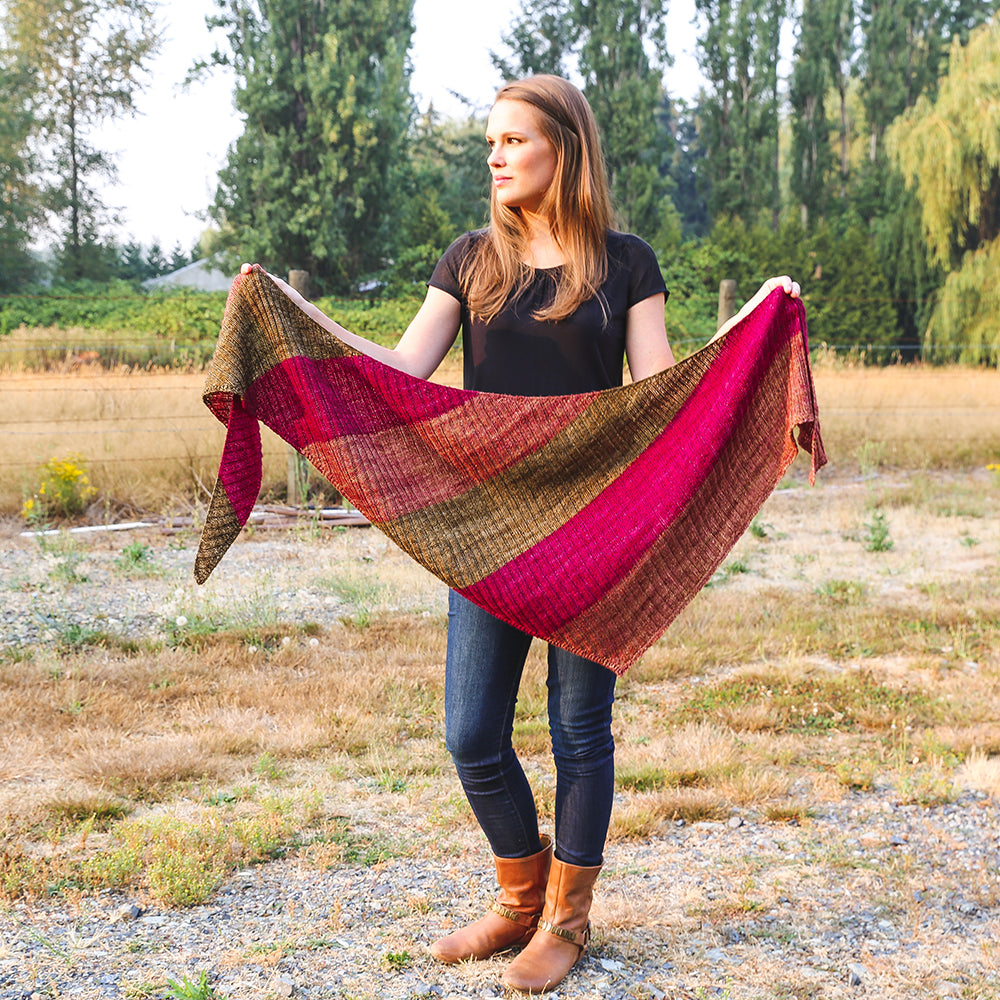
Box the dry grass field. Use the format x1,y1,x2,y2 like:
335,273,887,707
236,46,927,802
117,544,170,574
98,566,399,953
1,354,998,515
0,356,999,998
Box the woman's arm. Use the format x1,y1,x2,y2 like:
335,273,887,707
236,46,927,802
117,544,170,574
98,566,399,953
711,275,801,343
625,293,675,382
247,264,461,381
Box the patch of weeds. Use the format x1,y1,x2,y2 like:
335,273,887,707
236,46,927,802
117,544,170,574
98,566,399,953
609,804,663,840
374,772,408,794
163,971,221,1000
749,518,785,540
817,579,867,606
300,936,344,950
856,440,886,475
0,646,34,665
896,769,958,807
675,669,944,734
54,623,114,651
124,936,158,954
47,796,130,830
707,557,751,587
617,765,671,793
246,939,296,958
305,818,403,867
382,950,413,971
862,508,894,552
23,456,96,522
123,981,161,998
834,759,879,791
322,574,386,628
115,541,160,577
765,803,813,825
252,752,286,781
960,534,979,548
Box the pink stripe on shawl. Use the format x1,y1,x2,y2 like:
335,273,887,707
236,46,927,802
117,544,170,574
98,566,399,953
215,398,262,524
459,297,791,632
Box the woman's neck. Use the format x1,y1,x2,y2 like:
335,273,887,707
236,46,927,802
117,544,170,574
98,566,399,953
521,212,565,268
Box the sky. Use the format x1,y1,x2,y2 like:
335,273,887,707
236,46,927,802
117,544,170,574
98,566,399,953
98,0,703,252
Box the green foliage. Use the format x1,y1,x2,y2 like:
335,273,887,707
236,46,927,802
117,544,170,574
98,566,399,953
0,282,229,341
889,19,1000,268
887,20,1000,364
928,242,1000,364
1,0,161,279
23,457,96,522
0,53,42,291
207,0,415,293
575,0,673,236
163,971,221,1000
491,0,575,78
694,0,785,227
114,541,158,577
676,669,942,734
788,0,838,225
862,508,894,552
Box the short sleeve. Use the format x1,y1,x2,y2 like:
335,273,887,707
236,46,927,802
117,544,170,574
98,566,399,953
428,231,482,302
621,234,668,308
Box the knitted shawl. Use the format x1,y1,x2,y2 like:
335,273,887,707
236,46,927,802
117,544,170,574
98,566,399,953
195,268,826,674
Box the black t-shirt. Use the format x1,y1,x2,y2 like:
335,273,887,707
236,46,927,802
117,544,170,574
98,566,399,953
428,230,668,396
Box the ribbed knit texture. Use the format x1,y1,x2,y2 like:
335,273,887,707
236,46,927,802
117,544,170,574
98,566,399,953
195,268,826,674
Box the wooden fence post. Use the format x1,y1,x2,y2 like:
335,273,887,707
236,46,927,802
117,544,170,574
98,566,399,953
718,279,737,330
286,270,311,506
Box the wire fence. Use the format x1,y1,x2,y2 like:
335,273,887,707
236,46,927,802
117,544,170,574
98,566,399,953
3,364,999,475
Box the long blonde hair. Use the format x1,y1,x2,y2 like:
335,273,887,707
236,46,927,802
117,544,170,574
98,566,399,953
462,75,615,323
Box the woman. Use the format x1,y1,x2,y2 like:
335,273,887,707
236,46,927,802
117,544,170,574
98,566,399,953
261,74,798,994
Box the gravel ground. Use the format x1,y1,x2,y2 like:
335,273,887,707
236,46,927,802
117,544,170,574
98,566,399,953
2,478,999,999
2,790,998,1000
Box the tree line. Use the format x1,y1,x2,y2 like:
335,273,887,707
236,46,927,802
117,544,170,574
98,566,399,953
2,0,998,362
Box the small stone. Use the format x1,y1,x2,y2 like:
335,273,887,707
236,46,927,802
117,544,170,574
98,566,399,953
846,962,867,986
890,834,907,847
269,975,294,998
599,958,624,972
637,985,666,1000
111,903,143,922
728,815,744,829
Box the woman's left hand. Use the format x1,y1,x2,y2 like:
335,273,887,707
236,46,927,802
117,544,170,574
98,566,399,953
762,275,800,299
711,274,802,342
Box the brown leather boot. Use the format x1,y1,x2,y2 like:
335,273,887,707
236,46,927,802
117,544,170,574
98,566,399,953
501,855,601,993
429,835,552,964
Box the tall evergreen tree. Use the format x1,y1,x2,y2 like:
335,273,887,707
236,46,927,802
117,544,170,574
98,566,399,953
789,0,836,225
0,51,40,290
2,0,160,281
573,0,673,235
207,0,415,292
694,0,787,228
490,0,574,80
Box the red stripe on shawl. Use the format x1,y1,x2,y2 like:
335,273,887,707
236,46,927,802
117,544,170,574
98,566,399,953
216,398,263,524
459,302,791,634
249,353,596,522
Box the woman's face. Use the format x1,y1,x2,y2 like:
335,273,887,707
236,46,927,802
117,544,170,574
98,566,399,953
486,99,558,215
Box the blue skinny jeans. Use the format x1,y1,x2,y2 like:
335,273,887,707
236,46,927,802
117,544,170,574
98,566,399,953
444,591,617,867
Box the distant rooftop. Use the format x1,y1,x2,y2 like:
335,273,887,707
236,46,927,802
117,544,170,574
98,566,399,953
142,258,234,292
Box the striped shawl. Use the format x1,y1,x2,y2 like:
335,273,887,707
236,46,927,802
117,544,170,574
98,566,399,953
195,268,826,674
